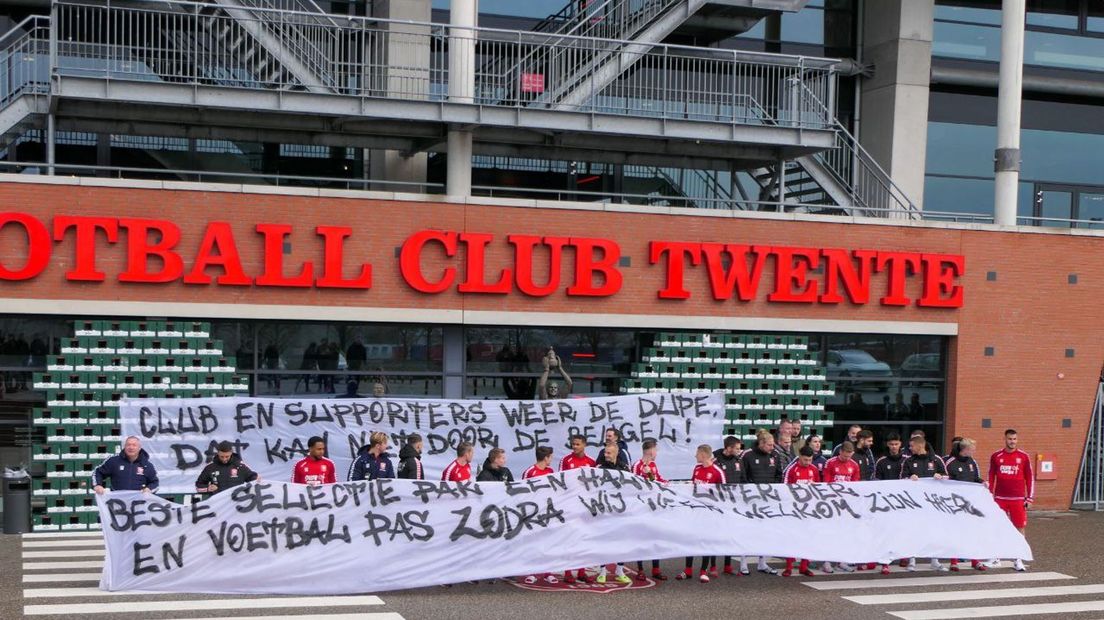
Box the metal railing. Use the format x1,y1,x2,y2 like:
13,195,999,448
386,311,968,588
1074,381,1104,510
41,0,838,129
225,0,343,91
0,16,50,109
797,82,920,219
3,159,1104,230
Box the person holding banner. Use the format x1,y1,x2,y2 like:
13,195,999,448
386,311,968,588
832,425,862,456
292,436,336,486
875,433,907,480
632,439,669,582
944,438,989,573
348,432,395,482
397,434,424,480
782,445,821,577
679,444,726,583
740,431,783,576
523,447,555,479
194,441,259,494
559,435,596,584
854,430,877,481
821,441,863,573
902,434,949,572
597,428,631,468
595,443,633,585
712,436,745,577
476,448,515,482
442,442,475,482
92,436,159,495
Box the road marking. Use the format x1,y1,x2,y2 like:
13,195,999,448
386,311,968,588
22,561,104,570
802,571,1074,591
23,587,336,598
24,595,386,615
23,549,105,559
159,615,404,620
889,599,1104,619
23,539,105,548
846,583,1104,605
21,531,103,539
23,573,101,583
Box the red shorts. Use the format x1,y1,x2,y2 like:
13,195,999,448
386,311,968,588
995,498,1028,529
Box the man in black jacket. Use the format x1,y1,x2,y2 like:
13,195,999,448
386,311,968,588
874,432,907,480
92,436,158,494
397,434,424,480
740,431,783,575
902,435,949,572
476,448,515,482
854,430,877,481
195,441,259,494
713,436,746,484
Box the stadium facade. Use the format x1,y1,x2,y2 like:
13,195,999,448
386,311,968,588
1,0,1103,512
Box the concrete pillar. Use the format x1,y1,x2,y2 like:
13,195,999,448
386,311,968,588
858,0,933,211
446,0,476,197
368,0,431,192
442,325,465,399
994,0,1025,226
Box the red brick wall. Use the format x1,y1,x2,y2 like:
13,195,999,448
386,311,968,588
1,181,1099,509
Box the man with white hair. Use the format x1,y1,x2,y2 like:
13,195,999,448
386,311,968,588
92,436,158,494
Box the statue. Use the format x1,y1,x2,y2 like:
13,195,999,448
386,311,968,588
538,347,573,400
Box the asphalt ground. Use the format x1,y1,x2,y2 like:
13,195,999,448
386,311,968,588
4,510,1102,620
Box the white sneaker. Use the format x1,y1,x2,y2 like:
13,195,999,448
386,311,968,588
838,563,856,573
821,562,834,574
906,558,917,572
1013,559,1027,572
985,559,1002,569
931,559,947,572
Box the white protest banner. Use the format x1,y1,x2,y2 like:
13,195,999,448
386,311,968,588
119,393,726,493
97,472,1032,595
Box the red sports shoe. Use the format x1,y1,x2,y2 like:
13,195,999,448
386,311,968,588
881,565,891,575
723,565,735,575
577,569,592,584
652,569,668,581
950,560,960,572
781,568,793,577
563,572,576,584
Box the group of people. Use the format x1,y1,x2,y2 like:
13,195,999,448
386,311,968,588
91,420,1034,585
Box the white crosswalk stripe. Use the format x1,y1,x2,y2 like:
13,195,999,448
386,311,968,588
803,570,1074,591
844,583,1104,605
804,563,1102,619
888,600,1104,620
19,536,407,619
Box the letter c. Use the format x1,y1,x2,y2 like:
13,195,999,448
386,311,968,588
400,230,458,293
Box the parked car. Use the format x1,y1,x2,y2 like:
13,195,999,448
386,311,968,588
826,349,893,377
899,353,942,377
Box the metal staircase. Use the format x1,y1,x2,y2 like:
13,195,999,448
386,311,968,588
1074,379,1104,511
0,16,49,159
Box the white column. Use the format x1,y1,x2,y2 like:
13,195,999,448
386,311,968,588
446,0,476,196
993,0,1025,226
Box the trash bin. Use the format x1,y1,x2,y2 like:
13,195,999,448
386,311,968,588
2,467,31,534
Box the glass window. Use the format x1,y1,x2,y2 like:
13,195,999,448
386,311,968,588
209,321,255,371
463,375,621,399
257,323,443,375
1090,4,1104,33
464,327,635,376
934,20,1104,72
434,0,571,19
825,335,943,379
923,177,995,218
1022,128,1104,184
935,3,1002,25
1035,189,1074,227
1025,0,1079,30
925,123,995,178
1077,192,1104,229
0,318,69,368
824,423,944,458
827,382,944,424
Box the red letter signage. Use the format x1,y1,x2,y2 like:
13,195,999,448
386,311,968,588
0,212,51,281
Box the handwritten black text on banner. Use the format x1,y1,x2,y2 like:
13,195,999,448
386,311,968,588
120,394,726,493
97,472,1032,594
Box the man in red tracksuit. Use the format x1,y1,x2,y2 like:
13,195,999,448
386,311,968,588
821,442,861,572
678,445,726,584
559,435,596,584
989,428,1033,572
782,445,821,577
441,442,474,482
292,436,336,486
